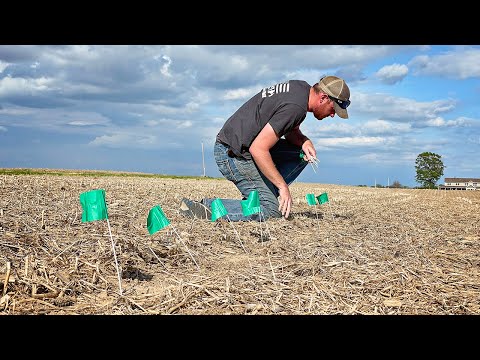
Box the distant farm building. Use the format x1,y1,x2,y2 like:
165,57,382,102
438,177,479,190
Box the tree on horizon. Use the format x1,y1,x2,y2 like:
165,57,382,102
415,152,445,189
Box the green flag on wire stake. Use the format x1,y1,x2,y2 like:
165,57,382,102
79,189,123,295
241,190,261,216
148,205,199,270
147,205,171,235
211,198,247,254
80,189,108,222
211,198,228,222
306,193,317,206
147,205,170,235
317,192,329,205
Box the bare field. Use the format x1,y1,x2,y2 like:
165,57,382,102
1,174,479,315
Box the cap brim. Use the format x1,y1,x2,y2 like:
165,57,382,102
333,103,348,119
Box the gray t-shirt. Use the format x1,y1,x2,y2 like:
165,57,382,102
217,80,310,159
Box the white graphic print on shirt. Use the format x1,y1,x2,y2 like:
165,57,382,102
261,81,290,98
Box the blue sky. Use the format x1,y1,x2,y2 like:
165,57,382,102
0,45,479,187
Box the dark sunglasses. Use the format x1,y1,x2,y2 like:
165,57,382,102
328,95,350,109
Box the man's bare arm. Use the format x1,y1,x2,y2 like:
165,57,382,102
285,125,309,146
249,123,292,218
285,125,317,161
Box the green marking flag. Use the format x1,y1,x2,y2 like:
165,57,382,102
317,192,329,205
211,198,228,222
80,189,108,223
306,193,317,206
241,190,261,216
147,205,171,235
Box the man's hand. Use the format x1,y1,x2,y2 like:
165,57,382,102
301,139,317,162
278,186,293,219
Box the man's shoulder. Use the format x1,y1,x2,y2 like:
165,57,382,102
289,80,311,96
289,79,311,87
290,79,310,85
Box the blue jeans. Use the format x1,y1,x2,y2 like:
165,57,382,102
201,139,308,221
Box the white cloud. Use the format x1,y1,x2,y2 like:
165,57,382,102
212,116,226,124
223,87,258,100
425,116,471,127
89,133,157,148
0,107,111,130
0,106,34,115
0,76,56,96
375,63,408,84
467,135,480,145
353,91,457,124
41,45,101,66
158,55,172,77
357,151,414,166
362,119,411,134
67,120,103,126
0,61,10,73
176,120,193,129
317,136,395,148
408,47,480,79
